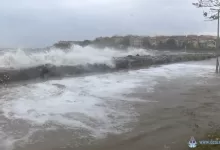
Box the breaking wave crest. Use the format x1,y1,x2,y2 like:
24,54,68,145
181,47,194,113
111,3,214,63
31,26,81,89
0,46,216,84
0,46,154,69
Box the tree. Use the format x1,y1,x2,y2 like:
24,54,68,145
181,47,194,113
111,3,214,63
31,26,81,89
53,41,72,49
142,37,150,49
166,39,178,49
81,40,91,47
157,41,165,49
193,0,220,20
193,0,220,73
119,36,130,47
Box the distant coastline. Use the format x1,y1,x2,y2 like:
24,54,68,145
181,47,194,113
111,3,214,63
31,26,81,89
52,34,217,51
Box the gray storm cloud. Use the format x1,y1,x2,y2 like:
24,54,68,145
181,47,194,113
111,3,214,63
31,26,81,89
0,0,216,48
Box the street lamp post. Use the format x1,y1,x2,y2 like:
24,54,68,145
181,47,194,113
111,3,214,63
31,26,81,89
185,34,187,52
217,10,220,73
210,8,220,73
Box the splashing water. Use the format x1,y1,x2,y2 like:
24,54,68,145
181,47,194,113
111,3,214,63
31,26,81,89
0,46,156,69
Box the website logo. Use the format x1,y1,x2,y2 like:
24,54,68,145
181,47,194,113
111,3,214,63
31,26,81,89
188,136,197,148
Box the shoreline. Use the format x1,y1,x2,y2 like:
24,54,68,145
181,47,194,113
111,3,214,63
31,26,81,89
0,53,216,85
4,59,220,150
67,65,220,150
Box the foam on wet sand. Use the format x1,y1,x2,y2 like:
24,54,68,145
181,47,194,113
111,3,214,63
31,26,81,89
0,60,216,150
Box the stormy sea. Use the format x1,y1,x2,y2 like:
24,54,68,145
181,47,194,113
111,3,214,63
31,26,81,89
0,46,219,150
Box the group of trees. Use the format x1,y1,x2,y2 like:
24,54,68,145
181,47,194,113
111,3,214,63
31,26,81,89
142,38,184,50
157,39,181,49
53,41,72,49
93,37,124,49
193,0,220,20
92,36,132,49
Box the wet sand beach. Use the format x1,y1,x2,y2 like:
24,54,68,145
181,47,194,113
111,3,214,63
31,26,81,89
1,58,220,150
79,77,220,150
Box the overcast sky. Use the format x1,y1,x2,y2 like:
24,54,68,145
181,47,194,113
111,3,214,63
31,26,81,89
0,0,217,48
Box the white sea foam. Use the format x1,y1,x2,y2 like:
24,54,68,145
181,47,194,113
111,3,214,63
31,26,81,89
0,130,14,150
0,46,155,69
0,61,215,149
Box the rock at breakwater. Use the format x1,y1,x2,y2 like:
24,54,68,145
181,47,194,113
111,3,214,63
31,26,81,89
0,53,216,84
114,53,215,69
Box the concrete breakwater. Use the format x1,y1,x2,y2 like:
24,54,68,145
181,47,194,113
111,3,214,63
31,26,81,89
0,53,216,84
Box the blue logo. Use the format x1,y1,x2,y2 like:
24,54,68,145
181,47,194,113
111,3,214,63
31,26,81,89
188,136,197,148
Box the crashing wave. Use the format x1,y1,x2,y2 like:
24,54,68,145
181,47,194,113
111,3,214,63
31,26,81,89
0,53,216,84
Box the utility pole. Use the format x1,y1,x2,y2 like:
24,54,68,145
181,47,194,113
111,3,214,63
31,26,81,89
211,8,220,73
185,34,187,52
216,9,219,73
217,10,220,73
